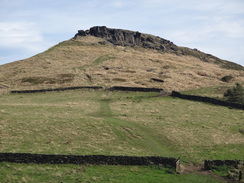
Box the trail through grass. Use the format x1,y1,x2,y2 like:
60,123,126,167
94,95,175,156
0,90,243,162
1,89,242,182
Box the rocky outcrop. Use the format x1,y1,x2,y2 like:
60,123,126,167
74,26,244,71
75,26,178,52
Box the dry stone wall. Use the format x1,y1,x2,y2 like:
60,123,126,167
204,160,243,182
11,86,104,94
204,160,243,170
108,86,163,92
10,86,163,94
171,91,244,110
0,153,179,171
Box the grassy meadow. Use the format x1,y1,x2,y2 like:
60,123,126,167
0,163,225,183
0,89,243,182
1,89,243,160
0,162,224,183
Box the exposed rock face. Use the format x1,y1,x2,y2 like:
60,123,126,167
75,26,178,52
74,26,244,71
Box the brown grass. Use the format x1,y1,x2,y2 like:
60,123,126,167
0,36,243,91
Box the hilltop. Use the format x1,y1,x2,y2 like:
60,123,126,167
0,26,243,91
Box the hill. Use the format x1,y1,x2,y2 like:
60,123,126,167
1,27,244,182
0,26,244,91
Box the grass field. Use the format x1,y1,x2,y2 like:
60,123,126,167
0,162,225,183
0,89,243,182
0,89,243,160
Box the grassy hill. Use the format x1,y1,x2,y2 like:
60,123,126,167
0,27,243,91
1,89,243,161
0,89,243,182
0,27,243,182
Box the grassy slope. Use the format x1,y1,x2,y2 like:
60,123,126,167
1,89,243,182
1,30,243,183
0,36,243,91
0,163,223,183
0,90,243,161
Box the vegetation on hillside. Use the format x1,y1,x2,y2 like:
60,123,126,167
0,35,244,91
0,27,244,182
1,90,243,162
178,47,244,71
0,88,243,182
221,75,234,83
0,163,223,183
224,83,244,104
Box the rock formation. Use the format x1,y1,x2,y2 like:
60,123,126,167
74,26,243,71
75,26,178,52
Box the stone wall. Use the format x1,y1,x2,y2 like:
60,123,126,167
11,86,163,94
204,160,243,181
204,160,243,170
0,153,179,171
108,86,163,92
171,91,244,110
11,86,104,94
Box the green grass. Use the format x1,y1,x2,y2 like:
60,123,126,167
75,54,115,71
0,162,223,183
111,93,244,162
211,165,236,177
0,90,243,162
94,55,115,65
38,40,85,55
181,85,230,98
1,89,242,182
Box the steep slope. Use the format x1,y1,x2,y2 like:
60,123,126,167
0,26,243,91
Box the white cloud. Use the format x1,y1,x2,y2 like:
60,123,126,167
0,0,243,66
193,0,244,14
169,18,244,43
0,21,53,64
0,21,43,47
209,18,244,38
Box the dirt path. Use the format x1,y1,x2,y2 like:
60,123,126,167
179,163,229,183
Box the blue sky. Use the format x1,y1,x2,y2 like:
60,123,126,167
0,0,244,66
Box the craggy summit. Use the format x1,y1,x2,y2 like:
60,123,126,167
0,26,243,91
75,26,244,71
75,26,178,52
